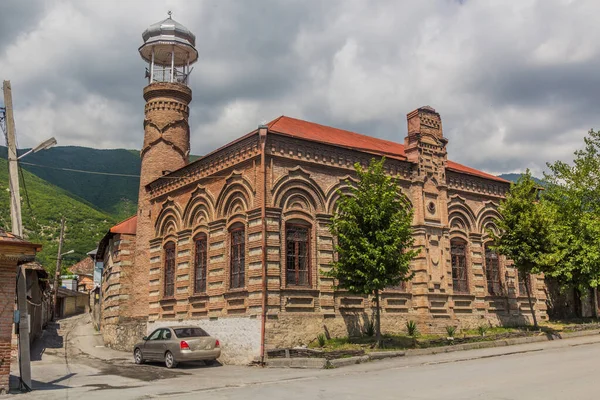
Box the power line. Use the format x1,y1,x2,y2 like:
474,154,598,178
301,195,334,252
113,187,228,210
18,161,234,180
19,161,141,178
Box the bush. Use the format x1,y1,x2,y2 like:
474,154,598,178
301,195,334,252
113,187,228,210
317,333,326,347
478,325,488,337
363,319,375,337
406,320,418,337
446,326,457,338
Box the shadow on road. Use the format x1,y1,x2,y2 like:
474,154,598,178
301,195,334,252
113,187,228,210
31,321,64,361
9,374,73,392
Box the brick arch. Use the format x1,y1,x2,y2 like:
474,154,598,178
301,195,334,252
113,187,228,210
155,199,183,237
182,185,216,228
216,172,254,219
476,202,502,236
448,196,477,233
325,177,357,215
272,168,326,213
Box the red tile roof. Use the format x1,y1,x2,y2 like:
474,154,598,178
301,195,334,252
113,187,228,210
0,227,42,250
68,257,95,276
266,116,508,183
268,116,407,161
110,215,137,235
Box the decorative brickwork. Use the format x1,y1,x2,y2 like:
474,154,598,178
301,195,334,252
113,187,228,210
104,90,548,363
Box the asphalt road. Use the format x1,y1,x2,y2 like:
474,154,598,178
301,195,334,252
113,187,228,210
7,314,600,400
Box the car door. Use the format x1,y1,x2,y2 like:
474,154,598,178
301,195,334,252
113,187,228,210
143,329,164,361
160,328,175,358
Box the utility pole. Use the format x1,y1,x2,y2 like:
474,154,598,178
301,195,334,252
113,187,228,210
3,80,31,390
3,81,22,237
53,217,66,321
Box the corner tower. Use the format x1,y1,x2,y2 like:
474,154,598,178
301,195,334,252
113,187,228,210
131,14,198,321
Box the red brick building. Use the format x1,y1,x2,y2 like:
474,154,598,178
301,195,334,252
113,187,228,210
0,228,40,393
97,17,547,364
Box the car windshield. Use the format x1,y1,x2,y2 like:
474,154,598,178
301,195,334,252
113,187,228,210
174,327,209,338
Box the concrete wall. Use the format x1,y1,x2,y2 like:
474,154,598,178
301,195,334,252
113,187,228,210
147,316,260,365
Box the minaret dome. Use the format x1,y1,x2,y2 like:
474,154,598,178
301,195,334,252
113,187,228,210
138,11,198,85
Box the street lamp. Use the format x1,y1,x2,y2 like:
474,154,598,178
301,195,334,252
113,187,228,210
17,137,57,160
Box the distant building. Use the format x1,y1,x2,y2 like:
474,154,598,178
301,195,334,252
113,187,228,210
96,16,554,365
68,255,95,292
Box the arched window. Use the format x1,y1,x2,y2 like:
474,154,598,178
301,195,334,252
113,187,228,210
484,244,502,296
451,239,469,294
164,242,176,297
285,223,310,286
194,234,208,293
230,226,245,289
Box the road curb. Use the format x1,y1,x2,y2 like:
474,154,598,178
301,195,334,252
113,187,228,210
265,329,600,369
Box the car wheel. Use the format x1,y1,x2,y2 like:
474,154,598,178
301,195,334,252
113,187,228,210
134,348,144,364
205,359,217,366
165,351,177,368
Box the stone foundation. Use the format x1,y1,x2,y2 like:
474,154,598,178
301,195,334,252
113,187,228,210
147,316,261,365
102,318,147,352
265,310,543,349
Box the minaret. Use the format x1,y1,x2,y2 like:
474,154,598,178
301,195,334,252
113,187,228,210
130,13,198,320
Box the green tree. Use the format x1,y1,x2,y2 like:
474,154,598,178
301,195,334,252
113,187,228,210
327,158,418,346
491,170,556,328
544,129,600,314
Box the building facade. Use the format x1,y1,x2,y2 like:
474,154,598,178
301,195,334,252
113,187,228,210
0,229,40,394
98,16,547,364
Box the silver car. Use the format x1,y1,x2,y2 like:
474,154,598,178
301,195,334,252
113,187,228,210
133,326,221,368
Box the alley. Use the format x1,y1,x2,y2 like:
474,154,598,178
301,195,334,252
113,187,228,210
5,314,600,399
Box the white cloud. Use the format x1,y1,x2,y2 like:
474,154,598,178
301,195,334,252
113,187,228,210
1,0,599,177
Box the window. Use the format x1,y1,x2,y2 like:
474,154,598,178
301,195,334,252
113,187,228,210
286,224,310,286
451,239,469,294
174,327,209,338
230,227,245,289
194,234,208,293
484,245,502,296
518,270,531,297
147,329,162,341
164,242,176,297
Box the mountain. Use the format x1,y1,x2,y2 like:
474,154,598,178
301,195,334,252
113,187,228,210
497,173,545,186
0,146,140,219
0,157,115,275
0,146,203,220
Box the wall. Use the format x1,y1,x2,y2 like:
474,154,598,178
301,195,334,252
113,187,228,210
0,261,17,394
147,316,261,365
100,232,149,351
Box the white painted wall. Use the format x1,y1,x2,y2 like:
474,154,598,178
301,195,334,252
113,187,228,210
147,317,261,365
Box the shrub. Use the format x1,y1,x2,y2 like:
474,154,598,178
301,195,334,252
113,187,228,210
317,333,326,347
363,319,375,337
446,326,457,338
478,325,488,337
406,320,418,337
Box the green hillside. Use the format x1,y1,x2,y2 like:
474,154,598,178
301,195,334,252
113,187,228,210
0,158,116,275
497,173,545,186
0,146,141,219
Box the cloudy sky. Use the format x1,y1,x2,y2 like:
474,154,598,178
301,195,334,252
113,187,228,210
1,0,598,176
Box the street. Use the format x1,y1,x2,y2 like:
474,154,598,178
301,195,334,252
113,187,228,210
5,314,600,399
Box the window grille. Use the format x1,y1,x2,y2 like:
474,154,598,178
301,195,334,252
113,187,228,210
230,228,245,289
164,242,176,297
286,225,310,286
451,239,469,294
484,245,502,295
194,235,207,293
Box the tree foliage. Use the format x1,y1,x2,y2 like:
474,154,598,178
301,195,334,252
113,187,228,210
328,158,418,344
491,170,556,327
543,129,600,289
